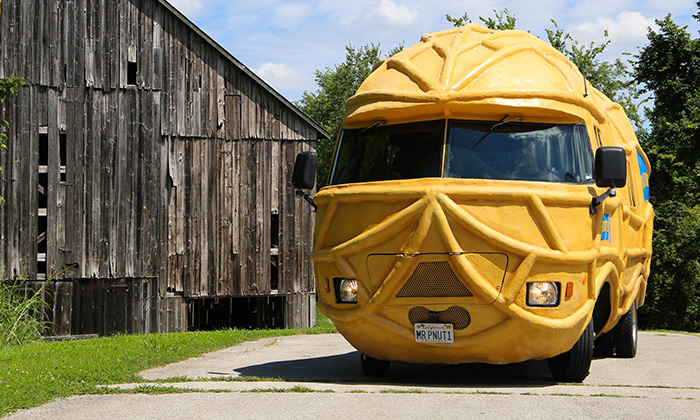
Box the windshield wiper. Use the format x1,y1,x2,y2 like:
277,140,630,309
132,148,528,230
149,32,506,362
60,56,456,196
470,115,524,150
359,119,387,135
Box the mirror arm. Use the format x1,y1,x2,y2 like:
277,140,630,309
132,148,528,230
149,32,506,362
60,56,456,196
589,187,616,215
295,188,317,210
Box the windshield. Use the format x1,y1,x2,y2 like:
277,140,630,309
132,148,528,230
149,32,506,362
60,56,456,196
445,120,594,183
330,119,594,185
330,120,444,185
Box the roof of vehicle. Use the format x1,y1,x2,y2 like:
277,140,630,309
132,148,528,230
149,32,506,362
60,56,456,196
343,23,628,139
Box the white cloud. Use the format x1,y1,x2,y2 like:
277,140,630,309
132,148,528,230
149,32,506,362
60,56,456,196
569,11,657,45
168,0,204,17
368,0,421,28
255,62,306,91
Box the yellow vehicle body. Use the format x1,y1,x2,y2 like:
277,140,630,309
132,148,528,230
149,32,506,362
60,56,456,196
312,25,653,368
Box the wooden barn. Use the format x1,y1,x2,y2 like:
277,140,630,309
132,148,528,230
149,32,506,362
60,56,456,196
0,0,327,336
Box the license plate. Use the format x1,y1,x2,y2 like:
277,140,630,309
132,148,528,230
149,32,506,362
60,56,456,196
414,323,454,344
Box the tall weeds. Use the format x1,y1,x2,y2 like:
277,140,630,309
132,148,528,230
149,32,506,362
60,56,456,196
0,273,50,347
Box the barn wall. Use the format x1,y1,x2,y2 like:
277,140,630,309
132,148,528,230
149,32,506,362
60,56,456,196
0,0,320,334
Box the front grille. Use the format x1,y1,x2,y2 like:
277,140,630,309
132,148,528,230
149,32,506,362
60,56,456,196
408,305,471,330
396,261,473,298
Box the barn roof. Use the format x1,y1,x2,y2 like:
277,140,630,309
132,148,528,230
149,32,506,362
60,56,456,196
158,0,330,140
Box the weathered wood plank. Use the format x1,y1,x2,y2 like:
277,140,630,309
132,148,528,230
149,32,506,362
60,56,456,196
125,88,139,277
19,0,33,83
215,60,226,139
103,90,118,278
0,0,9,79
84,89,99,277
139,91,159,277
203,138,216,296
153,47,163,91
104,0,119,90
166,137,178,293
36,0,49,86
176,29,186,136
139,0,154,90
239,140,252,295
48,0,62,87
271,140,280,213
216,140,231,295
157,109,169,297
53,281,72,336
75,0,87,88
89,0,104,90
118,0,128,88
189,139,202,296
114,89,128,276
152,2,163,91
62,88,82,276
21,87,37,278
260,140,272,293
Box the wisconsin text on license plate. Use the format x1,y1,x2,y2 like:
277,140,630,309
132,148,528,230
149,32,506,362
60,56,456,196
414,323,454,343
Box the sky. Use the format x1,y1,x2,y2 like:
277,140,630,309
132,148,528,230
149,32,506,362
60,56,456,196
167,0,700,103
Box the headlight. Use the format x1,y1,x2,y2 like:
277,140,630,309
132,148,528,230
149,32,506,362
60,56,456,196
526,282,560,307
334,278,358,304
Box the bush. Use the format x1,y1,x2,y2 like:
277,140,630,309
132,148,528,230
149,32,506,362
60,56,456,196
0,274,50,347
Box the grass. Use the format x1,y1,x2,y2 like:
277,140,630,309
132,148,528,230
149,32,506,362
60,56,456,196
0,277,50,347
151,375,286,383
96,384,226,396
241,386,333,393
0,311,337,417
379,388,427,394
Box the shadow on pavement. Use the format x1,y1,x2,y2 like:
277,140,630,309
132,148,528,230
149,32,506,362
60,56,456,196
234,351,558,389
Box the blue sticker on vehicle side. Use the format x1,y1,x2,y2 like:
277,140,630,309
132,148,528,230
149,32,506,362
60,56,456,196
601,214,611,243
637,152,650,201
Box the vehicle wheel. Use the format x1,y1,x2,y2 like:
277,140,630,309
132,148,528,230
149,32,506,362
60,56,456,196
613,301,637,358
548,319,594,383
593,332,614,357
360,353,390,376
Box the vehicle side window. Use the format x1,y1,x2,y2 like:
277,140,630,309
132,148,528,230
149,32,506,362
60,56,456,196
594,127,603,148
637,152,650,202
331,121,444,185
628,167,638,207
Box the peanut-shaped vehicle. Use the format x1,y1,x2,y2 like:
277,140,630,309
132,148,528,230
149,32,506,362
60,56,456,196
293,24,653,382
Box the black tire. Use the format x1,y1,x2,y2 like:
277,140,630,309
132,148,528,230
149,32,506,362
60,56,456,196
613,301,638,358
548,319,594,383
593,332,614,357
360,353,390,376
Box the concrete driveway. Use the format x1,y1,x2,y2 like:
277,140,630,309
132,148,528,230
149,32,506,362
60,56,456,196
7,331,700,419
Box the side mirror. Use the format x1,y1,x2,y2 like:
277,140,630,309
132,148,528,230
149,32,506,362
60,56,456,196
292,151,317,190
594,146,626,188
590,146,627,214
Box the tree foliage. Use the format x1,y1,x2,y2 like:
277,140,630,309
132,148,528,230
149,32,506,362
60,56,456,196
0,77,26,206
546,21,643,129
296,44,394,186
446,9,517,30
633,12,700,331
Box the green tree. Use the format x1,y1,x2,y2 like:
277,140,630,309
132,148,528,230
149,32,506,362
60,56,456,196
446,9,517,30
0,77,26,206
545,21,643,129
296,44,397,186
633,12,700,331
